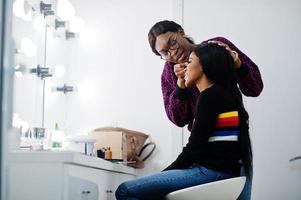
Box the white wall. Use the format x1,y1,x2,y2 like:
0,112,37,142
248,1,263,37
182,0,301,199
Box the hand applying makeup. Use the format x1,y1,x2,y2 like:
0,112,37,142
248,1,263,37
174,63,187,89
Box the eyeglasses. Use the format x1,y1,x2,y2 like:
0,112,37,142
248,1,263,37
159,34,179,60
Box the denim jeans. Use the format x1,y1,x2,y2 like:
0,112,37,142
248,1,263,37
115,165,235,200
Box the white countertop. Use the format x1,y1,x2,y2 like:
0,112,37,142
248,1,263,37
9,150,137,175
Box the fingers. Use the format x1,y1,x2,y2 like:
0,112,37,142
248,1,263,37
174,63,186,68
208,40,239,62
231,50,239,62
174,63,186,78
208,40,230,50
174,68,186,78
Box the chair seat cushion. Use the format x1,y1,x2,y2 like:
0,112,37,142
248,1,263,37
165,176,246,200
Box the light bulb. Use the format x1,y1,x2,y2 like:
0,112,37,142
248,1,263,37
15,64,21,70
14,64,27,77
22,1,32,21
22,0,32,21
14,65,23,77
20,37,37,57
54,65,65,77
15,71,23,77
57,0,75,21
13,0,32,21
12,113,29,133
33,16,45,32
69,16,85,33
13,0,25,18
12,113,21,128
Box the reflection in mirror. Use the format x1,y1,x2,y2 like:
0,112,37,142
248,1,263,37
12,0,84,150
12,0,47,149
12,0,61,149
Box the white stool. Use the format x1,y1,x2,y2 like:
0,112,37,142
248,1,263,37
165,176,246,200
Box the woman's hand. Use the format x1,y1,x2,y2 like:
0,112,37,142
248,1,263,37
208,40,242,69
174,63,187,89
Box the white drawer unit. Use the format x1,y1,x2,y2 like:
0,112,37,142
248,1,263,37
65,164,133,200
8,151,136,200
67,176,99,200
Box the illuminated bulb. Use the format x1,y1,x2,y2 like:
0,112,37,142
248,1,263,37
57,0,75,21
14,64,27,77
13,0,25,18
15,71,23,77
20,37,37,57
12,113,29,133
54,65,65,77
23,0,32,16
13,0,32,21
12,113,20,128
33,16,45,32
15,64,21,70
69,16,85,33
14,65,23,77
22,0,32,21
12,113,23,129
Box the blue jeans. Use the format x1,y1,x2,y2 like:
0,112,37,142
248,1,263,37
115,165,235,200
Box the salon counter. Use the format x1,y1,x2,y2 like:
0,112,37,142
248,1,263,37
8,150,137,200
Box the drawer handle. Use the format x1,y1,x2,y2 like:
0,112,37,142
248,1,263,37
105,190,113,193
82,190,91,194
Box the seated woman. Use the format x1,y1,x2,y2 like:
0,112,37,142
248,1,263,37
115,43,252,200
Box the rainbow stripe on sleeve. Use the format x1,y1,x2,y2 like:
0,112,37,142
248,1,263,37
208,111,239,142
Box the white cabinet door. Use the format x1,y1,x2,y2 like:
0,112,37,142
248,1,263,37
65,164,119,200
100,171,135,200
66,176,99,200
9,163,65,200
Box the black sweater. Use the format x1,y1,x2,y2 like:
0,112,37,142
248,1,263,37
164,84,242,175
